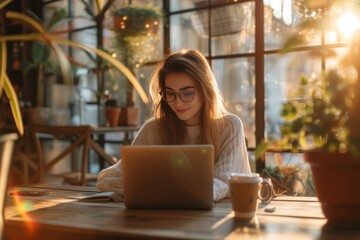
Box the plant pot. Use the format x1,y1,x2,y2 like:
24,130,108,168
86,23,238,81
118,107,140,126
113,14,159,36
191,0,249,37
303,150,360,228
106,107,121,127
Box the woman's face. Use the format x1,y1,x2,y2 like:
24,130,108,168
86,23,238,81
164,72,202,126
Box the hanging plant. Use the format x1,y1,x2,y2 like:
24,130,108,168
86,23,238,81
113,5,162,38
112,4,163,108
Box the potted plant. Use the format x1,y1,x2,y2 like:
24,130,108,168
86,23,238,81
105,97,121,127
257,0,360,228
0,0,149,135
112,4,162,126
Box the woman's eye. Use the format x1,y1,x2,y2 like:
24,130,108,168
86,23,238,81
182,91,194,96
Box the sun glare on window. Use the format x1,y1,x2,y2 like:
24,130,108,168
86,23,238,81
337,12,360,39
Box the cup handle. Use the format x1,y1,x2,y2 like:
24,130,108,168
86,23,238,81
258,178,274,203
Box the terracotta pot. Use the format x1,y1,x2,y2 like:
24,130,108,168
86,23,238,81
118,107,140,126
106,108,121,127
303,150,360,228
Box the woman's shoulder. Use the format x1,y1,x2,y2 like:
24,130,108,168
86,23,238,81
139,118,157,130
132,118,162,145
223,113,243,128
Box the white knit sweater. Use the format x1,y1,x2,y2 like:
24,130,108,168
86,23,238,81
96,114,251,201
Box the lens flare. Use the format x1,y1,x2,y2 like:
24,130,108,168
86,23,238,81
11,192,37,233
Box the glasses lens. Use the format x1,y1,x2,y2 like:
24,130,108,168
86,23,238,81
161,91,176,102
160,90,197,103
179,90,197,103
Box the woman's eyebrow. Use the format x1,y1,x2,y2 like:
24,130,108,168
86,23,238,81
165,86,197,91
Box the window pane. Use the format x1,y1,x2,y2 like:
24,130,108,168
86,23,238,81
265,152,315,196
211,2,255,55
70,0,96,29
264,51,322,141
170,12,208,53
170,0,198,11
71,29,97,68
264,2,321,50
264,1,356,50
265,47,349,142
212,58,255,148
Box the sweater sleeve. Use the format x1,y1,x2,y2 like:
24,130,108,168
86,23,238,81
96,119,160,193
213,114,251,201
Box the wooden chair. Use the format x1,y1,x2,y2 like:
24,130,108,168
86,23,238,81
26,125,95,186
10,130,36,186
24,125,118,186
0,132,18,240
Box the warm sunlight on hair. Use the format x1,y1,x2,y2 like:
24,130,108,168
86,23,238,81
337,12,360,39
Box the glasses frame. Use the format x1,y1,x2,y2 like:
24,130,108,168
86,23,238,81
159,89,198,103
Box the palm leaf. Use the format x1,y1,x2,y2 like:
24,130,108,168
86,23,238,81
1,32,149,103
6,11,46,33
0,40,23,135
6,11,73,103
0,40,5,96
4,73,23,135
0,0,12,10
52,36,149,104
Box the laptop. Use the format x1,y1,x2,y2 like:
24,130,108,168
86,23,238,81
121,144,214,210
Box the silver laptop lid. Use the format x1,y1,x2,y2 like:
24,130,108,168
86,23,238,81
121,144,214,210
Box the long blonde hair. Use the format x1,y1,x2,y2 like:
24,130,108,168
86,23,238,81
148,49,228,157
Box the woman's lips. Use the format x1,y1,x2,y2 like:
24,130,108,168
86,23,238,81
176,108,189,114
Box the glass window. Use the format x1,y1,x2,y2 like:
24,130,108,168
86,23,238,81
264,51,322,141
213,58,255,148
211,2,255,55
263,1,321,50
170,12,208,53
170,0,197,11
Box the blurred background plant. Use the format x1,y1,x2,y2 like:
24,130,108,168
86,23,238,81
256,0,360,157
0,0,149,133
112,2,162,107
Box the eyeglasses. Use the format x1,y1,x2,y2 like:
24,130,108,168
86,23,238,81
159,89,198,103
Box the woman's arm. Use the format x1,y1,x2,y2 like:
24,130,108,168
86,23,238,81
96,119,160,192
213,114,251,201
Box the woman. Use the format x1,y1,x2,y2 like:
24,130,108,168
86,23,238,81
97,49,251,201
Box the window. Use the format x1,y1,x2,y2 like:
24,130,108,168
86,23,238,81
42,0,164,126
166,0,352,196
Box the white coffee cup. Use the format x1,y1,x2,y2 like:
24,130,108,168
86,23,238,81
229,173,273,219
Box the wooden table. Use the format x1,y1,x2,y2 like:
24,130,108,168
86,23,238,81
4,184,360,240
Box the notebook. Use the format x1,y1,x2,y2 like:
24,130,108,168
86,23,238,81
121,144,214,210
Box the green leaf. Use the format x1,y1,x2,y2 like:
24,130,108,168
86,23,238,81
46,8,67,30
31,42,50,64
281,35,307,53
281,102,298,121
254,142,268,160
291,118,304,133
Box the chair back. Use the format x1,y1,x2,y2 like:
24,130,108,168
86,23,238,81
27,125,94,185
0,133,18,240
